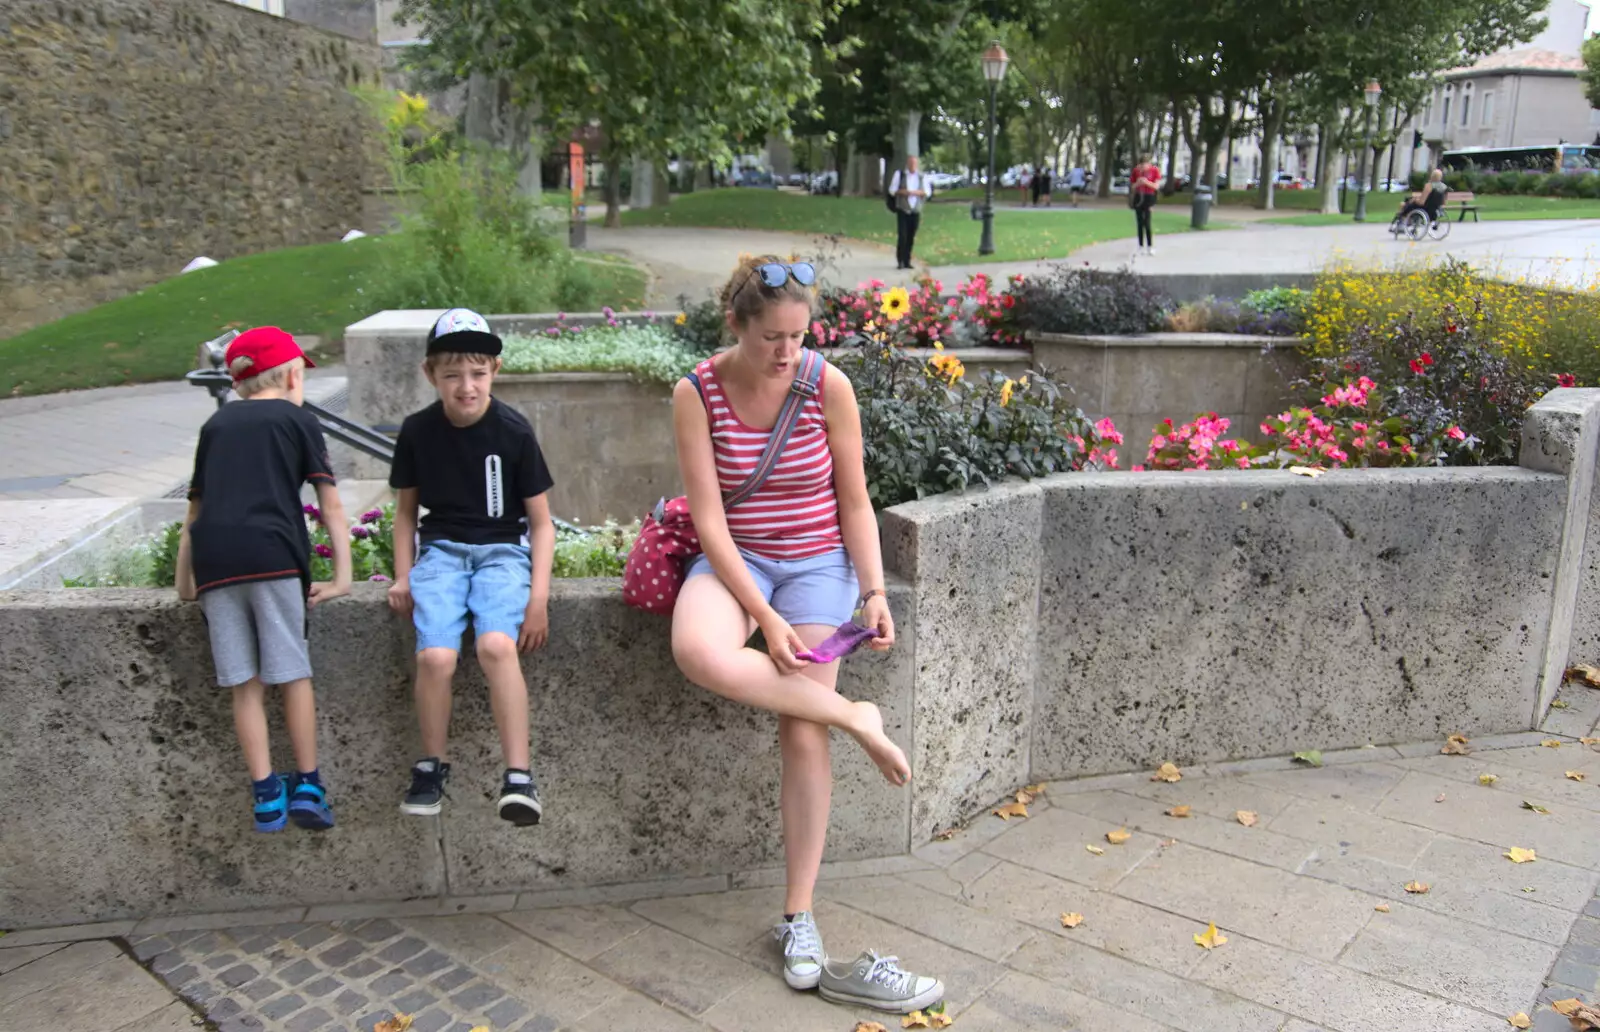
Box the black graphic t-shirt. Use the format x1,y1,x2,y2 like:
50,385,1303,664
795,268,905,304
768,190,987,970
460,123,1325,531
389,398,554,545
188,399,336,594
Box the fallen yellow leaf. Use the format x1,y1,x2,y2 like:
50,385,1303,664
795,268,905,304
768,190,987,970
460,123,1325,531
1566,771,1587,782
1166,805,1192,818
1159,838,1178,847
992,800,1029,821
1015,788,1036,804
1374,903,1391,912
1551,997,1600,1026
1235,810,1258,827
1507,1012,1531,1028
1405,881,1431,894
1553,999,1583,1015
1152,762,1183,783
1521,801,1550,814
1023,783,1046,795
1441,734,1471,756
1193,921,1228,949
1564,664,1600,687
1505,847,1537,863
1478,773,1499,785
1060,912,1085,928
1582,737,1600,746
1106,828,1133,845
469,1027,489,1032
903,1012,930,1029
1288,465,1326,478
1085,844,1105,855
853,1023,890,1032
373,1017,415,1032
1551,699,1571,709
1541,739,1563,749
928,1015,952,1030
932,826,959,841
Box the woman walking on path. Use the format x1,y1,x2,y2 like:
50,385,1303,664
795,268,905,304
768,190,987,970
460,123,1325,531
669,257,943,1015
1130,155,1161,255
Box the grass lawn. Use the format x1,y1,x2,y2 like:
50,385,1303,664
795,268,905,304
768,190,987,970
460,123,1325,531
1231,190,1600,224
623,188,1192,265
0,238,647,397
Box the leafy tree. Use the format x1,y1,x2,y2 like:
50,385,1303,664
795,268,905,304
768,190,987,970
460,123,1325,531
397,0,841,226
1583,34,1600,111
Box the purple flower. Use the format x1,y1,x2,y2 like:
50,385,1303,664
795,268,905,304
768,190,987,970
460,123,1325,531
556,312,566,320
643,311,655,320
351,525,370,540
546,327,560,336
361,508,383,524
369,573,390,583
602,306,615,317
314,544,333,559
303,504,321,521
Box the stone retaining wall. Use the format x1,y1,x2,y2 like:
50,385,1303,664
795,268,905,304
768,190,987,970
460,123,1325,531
7,392,1598,928
0,0,381,335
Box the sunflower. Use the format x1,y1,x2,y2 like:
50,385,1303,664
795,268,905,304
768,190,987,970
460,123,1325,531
928,354,965,383
674,312,688,326
879,287,912,322
999,378,1016,407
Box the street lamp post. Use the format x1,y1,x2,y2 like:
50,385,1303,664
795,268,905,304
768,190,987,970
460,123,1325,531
978,41,1009,256
1353,81,1382,222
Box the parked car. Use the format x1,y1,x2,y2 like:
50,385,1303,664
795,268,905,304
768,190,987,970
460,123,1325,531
924,171,965,190
732,167,777,188
1110,176,1130,195
786,172,807,187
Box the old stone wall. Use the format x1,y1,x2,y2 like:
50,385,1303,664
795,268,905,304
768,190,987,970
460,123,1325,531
0,0,380,335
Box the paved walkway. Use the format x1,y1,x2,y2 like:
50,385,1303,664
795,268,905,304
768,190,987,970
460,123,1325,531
5,712,1599,1032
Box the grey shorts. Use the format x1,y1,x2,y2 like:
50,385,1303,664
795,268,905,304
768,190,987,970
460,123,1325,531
200,578,312,688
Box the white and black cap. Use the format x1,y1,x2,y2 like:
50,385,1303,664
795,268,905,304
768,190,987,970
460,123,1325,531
426,308,502,357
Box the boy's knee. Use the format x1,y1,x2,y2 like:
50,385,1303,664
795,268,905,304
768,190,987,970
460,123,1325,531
475,632,518,666
417,648,458,678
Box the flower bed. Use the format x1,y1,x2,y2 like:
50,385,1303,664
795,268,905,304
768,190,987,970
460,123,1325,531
63,504,637,588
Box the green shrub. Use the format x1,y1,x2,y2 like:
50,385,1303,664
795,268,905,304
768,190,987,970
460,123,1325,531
501,321,701,384
375,148,596,315
61,522,183,587
552,520,637,578
672,294,730,355
1004,267,1172,336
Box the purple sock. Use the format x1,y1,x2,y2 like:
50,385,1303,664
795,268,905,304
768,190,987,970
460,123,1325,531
794,621,881,664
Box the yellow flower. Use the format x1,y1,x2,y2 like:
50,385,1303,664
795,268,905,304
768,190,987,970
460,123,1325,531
928,354,965,383
674,312,687,326
932,339,944,350
1019,375,1029,388
999,378,1016,407
880,287,912,322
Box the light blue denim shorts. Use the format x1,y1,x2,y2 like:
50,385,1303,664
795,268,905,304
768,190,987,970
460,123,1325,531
687,547,858,628
411,540,531,652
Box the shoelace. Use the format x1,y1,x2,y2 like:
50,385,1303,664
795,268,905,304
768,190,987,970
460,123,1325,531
410,765,445,794
861,952,914,994
774,918,822,959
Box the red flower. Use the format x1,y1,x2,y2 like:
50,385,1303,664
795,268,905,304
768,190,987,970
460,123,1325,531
1420,352,1434,366
1445,324,1458,334
1557,374,1577,388
1409,359,1426,375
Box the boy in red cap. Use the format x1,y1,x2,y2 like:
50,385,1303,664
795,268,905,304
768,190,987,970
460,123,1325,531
176,326,353,832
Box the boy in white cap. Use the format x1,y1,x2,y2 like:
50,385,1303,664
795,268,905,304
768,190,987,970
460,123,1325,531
386,309,556,825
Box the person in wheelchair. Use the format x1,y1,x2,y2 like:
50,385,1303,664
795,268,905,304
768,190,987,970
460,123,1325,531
1394,169,1447,227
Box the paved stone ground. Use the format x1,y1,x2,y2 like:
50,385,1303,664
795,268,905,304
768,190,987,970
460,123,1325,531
5,705,1599,1032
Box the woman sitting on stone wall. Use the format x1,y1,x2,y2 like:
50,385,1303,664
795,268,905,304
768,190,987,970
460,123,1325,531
667,256,944,1015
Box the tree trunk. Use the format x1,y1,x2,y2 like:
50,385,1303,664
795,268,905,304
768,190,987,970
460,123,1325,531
602,141,624,228
1256,95,1285,210
630,158,655,208
1163,100,1182,193
892,111,923,170
1317,124,1341,214
1095,90,1118,198
845,147,863,196
464,72,541,202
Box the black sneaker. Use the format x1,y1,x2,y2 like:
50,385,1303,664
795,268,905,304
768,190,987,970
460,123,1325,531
400,758,450,816
497,770,542,827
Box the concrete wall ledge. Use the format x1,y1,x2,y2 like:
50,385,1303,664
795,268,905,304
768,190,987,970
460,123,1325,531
1030,331,1301,350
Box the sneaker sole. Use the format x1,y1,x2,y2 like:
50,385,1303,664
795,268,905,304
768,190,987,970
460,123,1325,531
399,800,443,816
254,813,287,833
497,794,542,826
818,980,944,1014
784,966,822,991
288,802,335,831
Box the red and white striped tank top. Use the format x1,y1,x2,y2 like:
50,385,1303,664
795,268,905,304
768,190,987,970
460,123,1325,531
696,355,844,561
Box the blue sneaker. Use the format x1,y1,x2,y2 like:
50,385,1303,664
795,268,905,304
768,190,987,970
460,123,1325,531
287,774,335,831
253,775,288,833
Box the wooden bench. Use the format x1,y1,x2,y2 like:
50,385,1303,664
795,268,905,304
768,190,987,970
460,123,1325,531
1445,191,1480,222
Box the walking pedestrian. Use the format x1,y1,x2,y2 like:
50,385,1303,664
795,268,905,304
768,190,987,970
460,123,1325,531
887,156,931,270
1039,167,1054,207
1018,167,1032,206
1130,155,1161,256
1066,165,1087,207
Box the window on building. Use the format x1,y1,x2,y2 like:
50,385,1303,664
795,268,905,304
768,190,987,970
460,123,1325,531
1460,83,1473,127
1442,94,1452,128
1424,92,1434,126
1481,91,1494,127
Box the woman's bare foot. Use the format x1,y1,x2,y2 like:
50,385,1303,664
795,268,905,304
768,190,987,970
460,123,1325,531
848,701,910,785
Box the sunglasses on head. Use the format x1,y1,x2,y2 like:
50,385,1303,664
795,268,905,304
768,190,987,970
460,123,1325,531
752,261,816,289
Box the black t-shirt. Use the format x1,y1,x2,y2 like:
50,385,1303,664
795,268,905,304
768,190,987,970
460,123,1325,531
188,400,335,594
389,398,554,546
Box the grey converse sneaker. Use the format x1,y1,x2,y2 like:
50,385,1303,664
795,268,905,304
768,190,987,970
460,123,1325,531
818,949,944,1013
773,911,825,990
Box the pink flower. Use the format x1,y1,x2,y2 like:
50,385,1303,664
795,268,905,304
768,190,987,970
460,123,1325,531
1094,418,1124,445
1132,464,1146,471
1446,426,1466,441
1324,447,1349,463
1377,441,1390,451
1260,424,1276,436
314,544,333,559
1151,434,1168,449
361,508,383,524
351,526,370,540
1351,422,1368,433
1557,374,1577,388
1236,457,1250,469
369,573,390,582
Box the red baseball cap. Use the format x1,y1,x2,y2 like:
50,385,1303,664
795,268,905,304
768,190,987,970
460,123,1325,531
224,326,315,383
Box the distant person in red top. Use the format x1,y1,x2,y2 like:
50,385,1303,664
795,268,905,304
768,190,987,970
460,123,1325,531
670,257,944,1013
1131,155,1161,256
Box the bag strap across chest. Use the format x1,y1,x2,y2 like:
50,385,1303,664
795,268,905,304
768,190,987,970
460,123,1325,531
688,349,824,510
